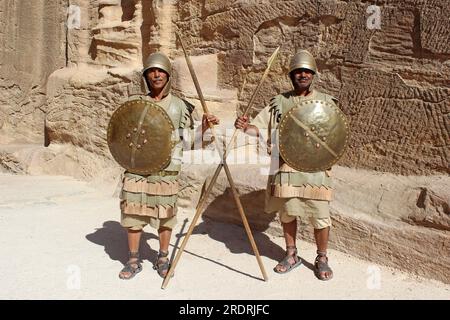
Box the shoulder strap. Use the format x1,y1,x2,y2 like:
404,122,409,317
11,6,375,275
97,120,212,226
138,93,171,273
267,105,273,155
266,95,283,155
178,98,195,129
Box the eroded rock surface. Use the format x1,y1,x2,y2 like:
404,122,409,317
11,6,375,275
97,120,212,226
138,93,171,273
1,0,448,174
1,0,449,284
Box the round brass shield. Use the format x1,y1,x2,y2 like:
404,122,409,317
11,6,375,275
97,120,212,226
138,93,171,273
107,99,176,175
278,100,348,172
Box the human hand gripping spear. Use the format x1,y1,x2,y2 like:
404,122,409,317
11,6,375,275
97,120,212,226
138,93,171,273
161,32,279,289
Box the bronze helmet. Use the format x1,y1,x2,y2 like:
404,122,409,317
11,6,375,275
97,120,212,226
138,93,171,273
288,50,318,75
142,52,172,96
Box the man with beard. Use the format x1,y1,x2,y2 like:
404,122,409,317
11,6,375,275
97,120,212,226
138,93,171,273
234,50,336,280
118,52,219,279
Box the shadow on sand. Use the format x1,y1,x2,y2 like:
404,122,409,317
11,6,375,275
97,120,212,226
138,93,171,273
85,188,315,279
184,189,315,274
85,220,159,265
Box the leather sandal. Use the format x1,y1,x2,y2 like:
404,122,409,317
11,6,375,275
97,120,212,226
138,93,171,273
314,250,333,281
119,251,142,280
273,245,302,274
153,250,173,278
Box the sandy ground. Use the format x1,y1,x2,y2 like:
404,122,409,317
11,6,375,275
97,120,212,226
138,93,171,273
0,173,448,300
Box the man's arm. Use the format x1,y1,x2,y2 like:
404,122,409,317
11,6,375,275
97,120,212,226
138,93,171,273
234,115,260,137
202,114,220,135
234,104,272,137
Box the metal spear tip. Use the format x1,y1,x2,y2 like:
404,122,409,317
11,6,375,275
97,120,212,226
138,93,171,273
267,46,280,66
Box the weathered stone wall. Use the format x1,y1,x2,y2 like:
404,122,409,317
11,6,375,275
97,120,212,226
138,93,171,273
0,0,66,143
1,0,448,174
0,0,449,284
174,0,449,175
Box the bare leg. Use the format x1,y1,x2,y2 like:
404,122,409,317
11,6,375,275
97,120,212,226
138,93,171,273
274,220,300,273
283,220,297,249
155,227,172,277
314,227,333,280
158,226,172,253
314,226,329,252
119,229,142,279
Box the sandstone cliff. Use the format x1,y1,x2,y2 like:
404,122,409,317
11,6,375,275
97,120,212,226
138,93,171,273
0,0,449,284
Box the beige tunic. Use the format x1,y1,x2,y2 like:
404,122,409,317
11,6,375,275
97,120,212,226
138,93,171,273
120,93,194,219
251,89,338,217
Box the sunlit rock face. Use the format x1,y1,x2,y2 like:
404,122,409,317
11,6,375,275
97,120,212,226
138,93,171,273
0,0,449,284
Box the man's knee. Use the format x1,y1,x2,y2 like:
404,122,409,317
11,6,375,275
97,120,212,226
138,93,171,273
158,226,172,233
122,222,145,231
154,215,177,230
311,217,332,229
279,210,296,224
